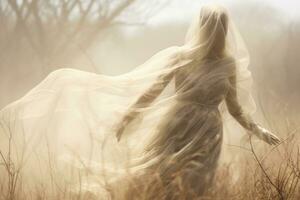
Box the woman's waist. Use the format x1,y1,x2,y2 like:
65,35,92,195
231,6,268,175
175,99,219,109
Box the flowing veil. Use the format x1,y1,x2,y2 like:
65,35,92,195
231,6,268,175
0,4,256,197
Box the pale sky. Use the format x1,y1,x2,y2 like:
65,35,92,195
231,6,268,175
85,0,300,75
149,0,299,26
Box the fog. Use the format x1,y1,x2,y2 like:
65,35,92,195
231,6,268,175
1,0,299,150
0,1,300,198
1,0,299,114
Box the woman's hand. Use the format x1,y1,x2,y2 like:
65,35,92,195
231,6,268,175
251,123,281,145
114,112,137,142
115,126,124,142
115,119,129,142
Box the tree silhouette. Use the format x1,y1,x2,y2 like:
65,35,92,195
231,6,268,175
0,0,166,64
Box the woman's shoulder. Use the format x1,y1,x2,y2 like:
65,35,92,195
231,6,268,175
222,55,235,65
48,68,82,76
221,55,236,72
47,68,97,79
42,68,105,85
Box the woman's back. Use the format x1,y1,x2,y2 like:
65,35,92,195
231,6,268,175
174,56,233,108
132,56,236,199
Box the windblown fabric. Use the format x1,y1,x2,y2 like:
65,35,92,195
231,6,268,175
0,4,256,199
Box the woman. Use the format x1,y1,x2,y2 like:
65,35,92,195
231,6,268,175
112,4,281,199
0,4,280,200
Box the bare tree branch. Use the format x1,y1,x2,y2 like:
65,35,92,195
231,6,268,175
0,0,167,74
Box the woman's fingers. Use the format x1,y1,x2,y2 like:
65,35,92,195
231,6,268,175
271,134,281,145
113,124,122,141
113,118,128,142
269,137,277,145
269,132,281,144
116,126,124,141
267,132,281,145
252,124,281,146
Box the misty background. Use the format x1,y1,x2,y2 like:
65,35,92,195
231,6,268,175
1,0,299,128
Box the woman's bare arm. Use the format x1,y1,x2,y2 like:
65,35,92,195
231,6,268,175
115,70,175,141
121,70,175,124
225,63,256,131
134,71,174,108
225,63,281,145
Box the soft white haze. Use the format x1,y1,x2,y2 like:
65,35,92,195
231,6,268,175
1,0,299,110
83,0,299,76
1,2,300,198
76,0,300,161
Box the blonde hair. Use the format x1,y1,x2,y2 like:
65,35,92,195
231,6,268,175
184,4,229,60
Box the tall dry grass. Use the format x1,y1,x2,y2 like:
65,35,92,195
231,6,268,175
0,100,299,200
0,1,300,199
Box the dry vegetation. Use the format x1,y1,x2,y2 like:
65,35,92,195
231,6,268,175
0,110,299,200
0,0,300,199
0,0,166,107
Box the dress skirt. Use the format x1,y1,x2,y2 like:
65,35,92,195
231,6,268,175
123,100,223,199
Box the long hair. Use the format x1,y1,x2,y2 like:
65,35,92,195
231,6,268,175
183,5,229,60
0,4,256,198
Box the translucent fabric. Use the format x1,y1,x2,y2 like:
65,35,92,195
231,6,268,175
0,4,257,199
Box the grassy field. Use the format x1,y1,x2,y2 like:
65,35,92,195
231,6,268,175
0,108,299,200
